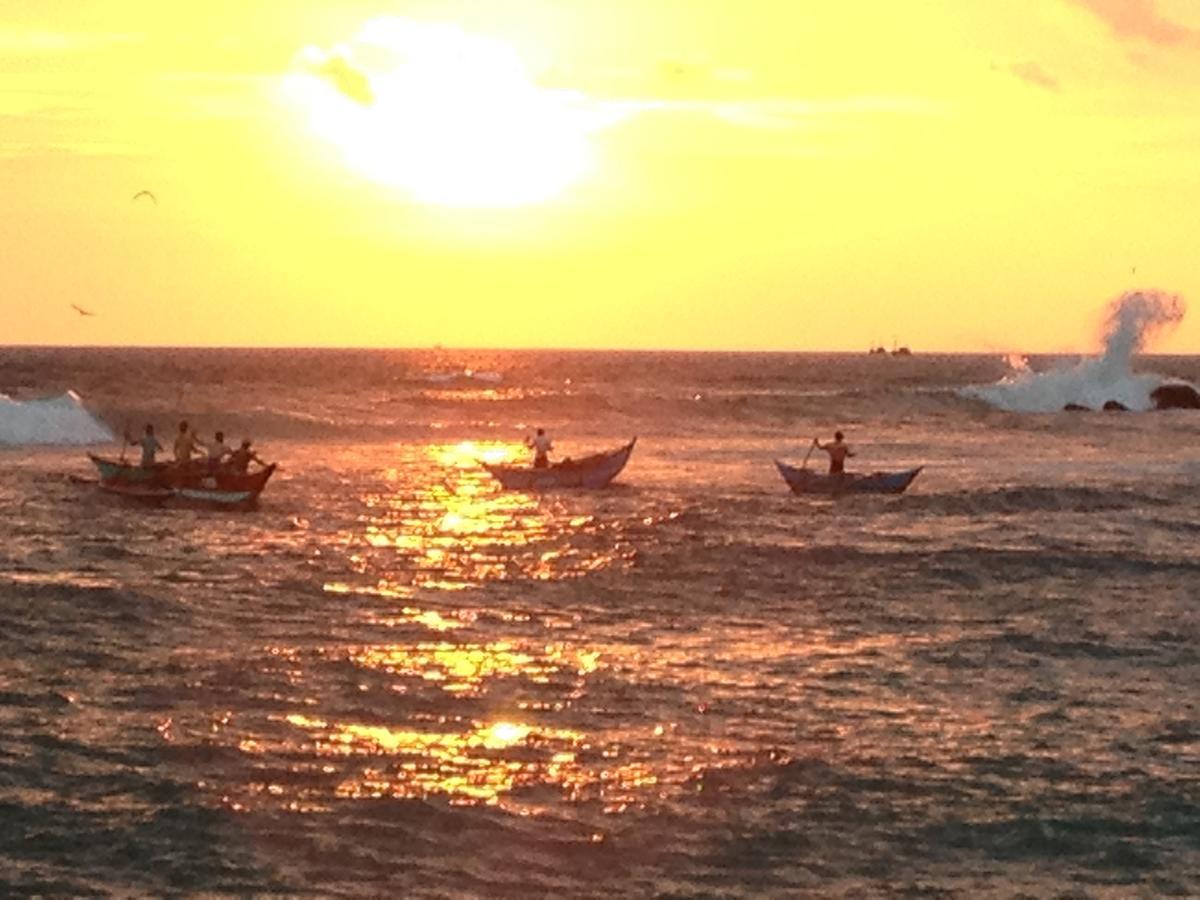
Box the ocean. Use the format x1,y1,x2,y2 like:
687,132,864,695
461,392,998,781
2,322,1199,894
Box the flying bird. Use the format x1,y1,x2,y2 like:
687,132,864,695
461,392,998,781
71,304,95,317
132,190,158,205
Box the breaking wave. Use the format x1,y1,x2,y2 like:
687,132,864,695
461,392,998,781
0,391,113,446
962,291,1192,412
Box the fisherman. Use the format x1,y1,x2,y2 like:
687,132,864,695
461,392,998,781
526,428,553,468
206,430,232,473
129,424,162,468
173,420,200,465
813,431,854,476
228,438,266,475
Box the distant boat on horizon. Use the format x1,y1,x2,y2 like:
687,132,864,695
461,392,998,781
868,343,913,356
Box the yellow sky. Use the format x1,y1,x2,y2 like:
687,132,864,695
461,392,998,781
3,0,1199,351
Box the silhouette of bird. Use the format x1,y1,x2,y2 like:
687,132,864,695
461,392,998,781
71,304,95,317
132,190,158,205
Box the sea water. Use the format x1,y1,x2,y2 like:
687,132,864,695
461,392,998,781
1,313,1198,894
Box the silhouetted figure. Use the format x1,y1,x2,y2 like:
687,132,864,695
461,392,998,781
206,431,232,472
526,428,553,468
129,424,162,468
229,439,266,474
813,431,855,476
173,420,200,464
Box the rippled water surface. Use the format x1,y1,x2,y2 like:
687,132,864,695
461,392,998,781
2,349,1199,896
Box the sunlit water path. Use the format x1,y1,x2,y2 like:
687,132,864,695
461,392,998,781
1,349,1199,895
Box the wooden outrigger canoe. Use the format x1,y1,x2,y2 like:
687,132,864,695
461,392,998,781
484,438,636,490
87,454,276,508
775,460,922,495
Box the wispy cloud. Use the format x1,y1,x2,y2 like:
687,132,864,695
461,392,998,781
1008,61,1062,91
295,19,941,139
1067,0,1200,48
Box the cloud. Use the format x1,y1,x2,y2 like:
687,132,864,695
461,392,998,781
1008,61,1062,91
299,47,374,104
292,15,943,160
1067,0,1200,48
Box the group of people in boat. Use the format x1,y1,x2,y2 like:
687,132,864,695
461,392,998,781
524,427,855,476
130,420,267,474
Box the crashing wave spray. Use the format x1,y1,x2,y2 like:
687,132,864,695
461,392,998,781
962,291,1189,412
0,391,114,445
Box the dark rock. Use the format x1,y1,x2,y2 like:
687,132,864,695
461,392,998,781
1102,400,1128,411
1151,383,1200,410
1063,403,1090,412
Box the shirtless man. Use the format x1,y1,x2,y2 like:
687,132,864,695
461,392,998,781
814,431,854,476
173,420,201,465
228,439,266,474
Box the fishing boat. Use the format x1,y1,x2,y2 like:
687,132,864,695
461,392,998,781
484,438,636,490
87,454,276,508
775,460,923,495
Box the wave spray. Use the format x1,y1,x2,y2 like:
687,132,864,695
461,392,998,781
0,391,114,446
963,291,1188,412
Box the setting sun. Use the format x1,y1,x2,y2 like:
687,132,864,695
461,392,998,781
4,2,1200,896
286,18,601,208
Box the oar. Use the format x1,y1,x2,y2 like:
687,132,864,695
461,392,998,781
801,438,817,471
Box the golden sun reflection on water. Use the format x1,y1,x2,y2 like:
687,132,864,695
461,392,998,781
230,440,689,816
335,441,630,592
351,640,600,694
276,713,666,809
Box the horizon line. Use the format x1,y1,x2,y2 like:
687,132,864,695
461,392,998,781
3,342,1196,356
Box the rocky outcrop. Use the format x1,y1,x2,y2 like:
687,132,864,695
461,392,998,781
1151,383,1200,410
1063,403,1091,411
1102,400,1129,411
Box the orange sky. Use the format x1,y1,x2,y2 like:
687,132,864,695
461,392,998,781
3,0,1199,351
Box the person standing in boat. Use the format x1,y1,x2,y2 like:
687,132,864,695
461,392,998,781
206,430,232,474
526,428,553,468
813,431,854,476
173,420,201,466
129,424,162,468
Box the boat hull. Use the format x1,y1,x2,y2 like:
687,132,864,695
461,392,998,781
485,439,636,490
88,454,275,507
775,461,923,495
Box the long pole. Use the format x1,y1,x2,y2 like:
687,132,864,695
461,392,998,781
801,439,816,471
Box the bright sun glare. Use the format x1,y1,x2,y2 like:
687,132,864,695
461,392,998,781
287,18,600,208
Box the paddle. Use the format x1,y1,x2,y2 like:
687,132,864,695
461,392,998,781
801,437,817,471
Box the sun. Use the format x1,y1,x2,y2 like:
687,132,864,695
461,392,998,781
287,18,600,208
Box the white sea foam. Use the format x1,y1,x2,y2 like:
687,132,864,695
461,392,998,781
0,390,114,445
962,291,1191,412
420,369,503,385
